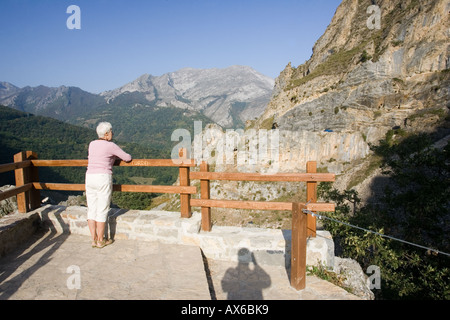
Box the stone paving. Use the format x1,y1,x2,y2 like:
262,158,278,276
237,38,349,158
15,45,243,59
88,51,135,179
0,229,360,300
0,230,210,300
208,258,360,300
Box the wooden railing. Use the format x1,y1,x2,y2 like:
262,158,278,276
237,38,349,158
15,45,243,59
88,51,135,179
190,161,335,236
0,149,335,290
0,150,196,216
189,160,335,290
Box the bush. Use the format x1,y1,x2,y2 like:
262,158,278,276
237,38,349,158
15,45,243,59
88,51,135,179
359,50,372,63
318,133,450,299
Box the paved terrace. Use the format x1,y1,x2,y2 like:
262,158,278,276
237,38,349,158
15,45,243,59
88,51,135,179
0,205,361,300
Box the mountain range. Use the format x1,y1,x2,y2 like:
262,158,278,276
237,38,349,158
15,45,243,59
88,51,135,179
0,65,274,130
0,82,105,122
101,66,274,128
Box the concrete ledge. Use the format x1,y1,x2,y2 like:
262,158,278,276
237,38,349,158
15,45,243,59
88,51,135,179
34,204,335,268
0,211,41,258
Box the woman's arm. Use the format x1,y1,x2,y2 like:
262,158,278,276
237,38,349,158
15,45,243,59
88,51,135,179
110,142,132,162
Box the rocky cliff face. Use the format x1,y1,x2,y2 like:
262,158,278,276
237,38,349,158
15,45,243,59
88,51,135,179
251,0,449,175
101,65,274,128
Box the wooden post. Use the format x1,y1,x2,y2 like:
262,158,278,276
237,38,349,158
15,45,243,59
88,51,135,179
200,161,211,231
306,161,317,237
291,202,307,290
14,151,40,212
14,152,29,213
26,151,41,210
179,148,191,218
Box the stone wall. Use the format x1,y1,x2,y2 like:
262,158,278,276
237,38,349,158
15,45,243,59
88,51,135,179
0,211,40,258
33,204,335,268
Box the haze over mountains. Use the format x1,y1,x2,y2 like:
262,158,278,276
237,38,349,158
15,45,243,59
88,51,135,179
0,65,274,129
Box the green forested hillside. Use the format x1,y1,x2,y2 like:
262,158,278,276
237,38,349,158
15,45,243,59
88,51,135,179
0,104,178,189
71,96,213,150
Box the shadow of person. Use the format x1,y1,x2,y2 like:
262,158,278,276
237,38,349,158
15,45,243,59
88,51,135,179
221,248,271,300
106,208,129,241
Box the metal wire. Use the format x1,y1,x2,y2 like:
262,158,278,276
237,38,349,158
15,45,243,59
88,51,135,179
302,208,450,258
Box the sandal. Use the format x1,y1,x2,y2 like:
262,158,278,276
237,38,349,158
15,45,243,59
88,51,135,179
96,238,114,248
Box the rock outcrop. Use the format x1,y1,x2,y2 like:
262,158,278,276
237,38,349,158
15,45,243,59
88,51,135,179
251,0,449,174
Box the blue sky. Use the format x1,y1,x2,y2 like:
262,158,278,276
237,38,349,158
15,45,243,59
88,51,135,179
0,0,341,93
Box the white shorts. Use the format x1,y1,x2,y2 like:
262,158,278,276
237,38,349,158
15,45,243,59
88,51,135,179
85,173,113,222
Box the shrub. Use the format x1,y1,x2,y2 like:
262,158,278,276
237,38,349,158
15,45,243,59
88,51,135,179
318,132,450,299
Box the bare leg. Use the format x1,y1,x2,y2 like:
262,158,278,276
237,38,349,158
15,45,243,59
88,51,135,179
88,219,97,246
95,221,113,248
96,221,106,242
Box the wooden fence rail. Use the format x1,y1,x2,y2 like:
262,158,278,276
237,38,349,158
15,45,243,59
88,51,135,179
190,160,335,237
0,150,195,215
188,160,335,290
0,149,335,290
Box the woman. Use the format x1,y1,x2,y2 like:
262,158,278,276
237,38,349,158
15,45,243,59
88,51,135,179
86,122,132,248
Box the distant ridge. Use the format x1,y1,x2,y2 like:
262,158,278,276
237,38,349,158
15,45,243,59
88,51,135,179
0,65,274,128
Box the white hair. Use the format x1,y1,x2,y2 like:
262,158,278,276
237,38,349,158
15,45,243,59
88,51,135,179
96,122,112,138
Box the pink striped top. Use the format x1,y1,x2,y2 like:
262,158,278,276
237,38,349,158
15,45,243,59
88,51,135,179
86,140,132,175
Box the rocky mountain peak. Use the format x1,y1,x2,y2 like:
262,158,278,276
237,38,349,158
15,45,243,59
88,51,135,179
0,82,20,98
100,65,274,128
